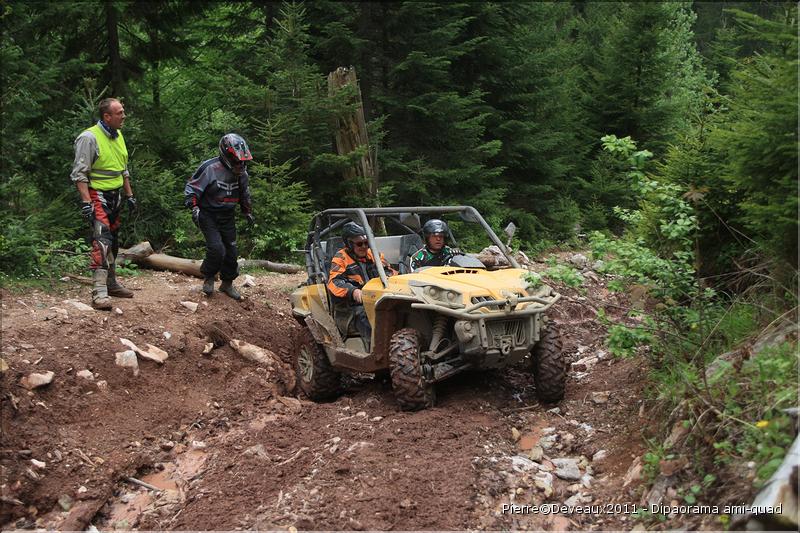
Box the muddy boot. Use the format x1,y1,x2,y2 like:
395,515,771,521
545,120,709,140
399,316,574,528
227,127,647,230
202,277,215,296
218,280,241,300
107,264,133,298
91,269,112,310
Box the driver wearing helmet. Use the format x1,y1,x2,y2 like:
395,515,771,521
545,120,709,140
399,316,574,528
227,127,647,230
327,221,397,344
184,133,254,300
410,219,457,270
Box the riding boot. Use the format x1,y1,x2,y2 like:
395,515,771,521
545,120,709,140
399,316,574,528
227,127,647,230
202,277,215,296
219,280,241,300
91,269,112,310
107,263,134,298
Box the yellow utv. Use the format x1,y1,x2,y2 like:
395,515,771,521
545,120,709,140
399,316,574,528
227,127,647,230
290,206,564,410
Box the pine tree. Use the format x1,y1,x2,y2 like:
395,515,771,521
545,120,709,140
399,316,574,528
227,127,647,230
344,2,503,209
255,1,358,207
583,2,709,154
468,2,590,241
711,8,798,271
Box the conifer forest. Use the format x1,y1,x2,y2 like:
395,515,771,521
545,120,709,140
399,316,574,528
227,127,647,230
0,1,798,530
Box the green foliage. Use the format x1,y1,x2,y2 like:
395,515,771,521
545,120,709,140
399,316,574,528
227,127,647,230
522,271,542,289
115,262,140,277
543,264,584,289
524,262,585,291
600,134,699,255
607,323,655,358
239,161,311,261
705,341,797,484
583,2,709,153
590,232,695,301
710,9,798,271
0,0,795,301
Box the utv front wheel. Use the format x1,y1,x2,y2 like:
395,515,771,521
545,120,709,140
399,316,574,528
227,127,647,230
389,328,435,411
531,324,566,402
295,328,341,401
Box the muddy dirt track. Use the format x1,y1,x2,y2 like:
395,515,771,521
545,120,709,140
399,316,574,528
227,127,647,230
1,267,654,531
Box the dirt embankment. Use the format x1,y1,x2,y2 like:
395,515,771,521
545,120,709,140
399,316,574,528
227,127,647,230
2,267,653,531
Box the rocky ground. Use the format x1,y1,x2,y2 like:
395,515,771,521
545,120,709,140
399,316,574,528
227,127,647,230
1,262,665,531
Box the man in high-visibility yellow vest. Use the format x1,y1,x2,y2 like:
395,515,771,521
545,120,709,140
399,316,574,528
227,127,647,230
70,98,137,309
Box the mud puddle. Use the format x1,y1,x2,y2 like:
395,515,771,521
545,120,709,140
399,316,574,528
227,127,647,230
98,444,208,530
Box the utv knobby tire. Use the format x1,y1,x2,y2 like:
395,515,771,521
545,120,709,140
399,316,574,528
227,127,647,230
295,328,341,401
531,324,566,402
389,328,435,411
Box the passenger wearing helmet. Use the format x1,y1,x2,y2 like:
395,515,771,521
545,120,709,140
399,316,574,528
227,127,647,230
184,133,254,300
410,219,457,270
327,221,397,345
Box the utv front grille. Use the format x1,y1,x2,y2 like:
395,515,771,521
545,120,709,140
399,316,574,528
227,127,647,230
486,319,527,345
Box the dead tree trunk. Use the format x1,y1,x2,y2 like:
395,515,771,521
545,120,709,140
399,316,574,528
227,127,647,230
117,241,155,262
328,66,377,201
143,253,204,278
328,67,384,233
104,0,124,97
118,242,302,278
238,259,303,274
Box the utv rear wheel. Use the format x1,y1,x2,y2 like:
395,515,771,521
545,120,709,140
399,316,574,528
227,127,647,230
389,327,435,411
531,324,566,402
295,328,341,401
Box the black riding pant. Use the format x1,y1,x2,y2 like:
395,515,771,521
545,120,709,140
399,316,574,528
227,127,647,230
333,300,372,347
199,209,239,281
353,305,371,342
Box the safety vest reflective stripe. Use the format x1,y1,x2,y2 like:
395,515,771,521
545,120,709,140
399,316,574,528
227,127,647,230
89,169,124,177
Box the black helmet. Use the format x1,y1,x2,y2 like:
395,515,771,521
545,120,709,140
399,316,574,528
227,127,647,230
342,221,367,242
219,133,253,170
423,219,448,236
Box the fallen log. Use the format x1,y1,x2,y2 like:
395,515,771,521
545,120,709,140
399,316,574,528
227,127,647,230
237,259,303,274
117,241,204,278
118,241,303,277
143,253,204,278
117,241,155,262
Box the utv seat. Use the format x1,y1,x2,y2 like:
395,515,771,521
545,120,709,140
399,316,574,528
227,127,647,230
395,234,424,274
322,236,345,274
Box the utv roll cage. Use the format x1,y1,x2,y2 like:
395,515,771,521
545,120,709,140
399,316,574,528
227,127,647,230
302,206,520,286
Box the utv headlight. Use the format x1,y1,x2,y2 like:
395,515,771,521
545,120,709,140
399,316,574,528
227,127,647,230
419,285,464,308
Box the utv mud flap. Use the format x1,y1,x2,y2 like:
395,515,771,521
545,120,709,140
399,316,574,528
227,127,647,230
304,315,342,347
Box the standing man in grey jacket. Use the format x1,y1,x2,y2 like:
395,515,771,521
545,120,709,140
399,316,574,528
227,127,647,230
184,133,254,300
70,98,137,309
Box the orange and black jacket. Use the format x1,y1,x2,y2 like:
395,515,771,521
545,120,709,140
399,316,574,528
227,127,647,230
327,247,397,301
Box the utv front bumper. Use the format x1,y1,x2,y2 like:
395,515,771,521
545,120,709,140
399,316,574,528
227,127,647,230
410,291,561,369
